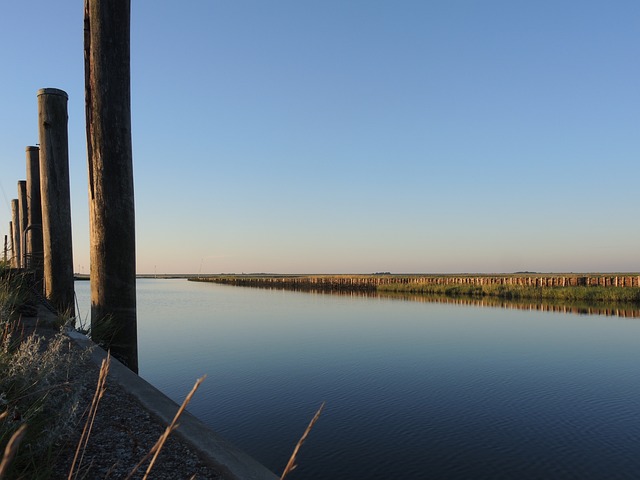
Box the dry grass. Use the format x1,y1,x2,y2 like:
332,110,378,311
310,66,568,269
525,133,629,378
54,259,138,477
0,337,210,480
0,424,27,479
124,375,206,480
0,328,89,478
68,353,111,480
0,270,89,478
280,402,325,480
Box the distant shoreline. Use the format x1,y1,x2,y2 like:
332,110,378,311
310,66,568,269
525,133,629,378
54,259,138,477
188,274,640,304
74,272,640,280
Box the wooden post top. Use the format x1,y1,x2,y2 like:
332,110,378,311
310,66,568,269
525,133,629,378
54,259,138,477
26,146,39,152
37,88,68,98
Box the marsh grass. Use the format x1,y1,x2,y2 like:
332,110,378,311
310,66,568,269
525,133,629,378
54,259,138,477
378,282,640,304
0,269,89,479
1,335,209,480
0,330,89,479
0,270,32,323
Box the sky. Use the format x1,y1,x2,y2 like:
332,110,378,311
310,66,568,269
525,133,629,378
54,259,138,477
0,1,638,275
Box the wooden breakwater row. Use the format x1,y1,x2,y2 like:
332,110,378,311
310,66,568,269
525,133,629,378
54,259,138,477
192,274,640,290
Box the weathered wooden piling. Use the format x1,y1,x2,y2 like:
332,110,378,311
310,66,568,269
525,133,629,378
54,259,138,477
85,0,138,372
26,146,44,286
37,88,75,316
17,181,28,268
10,200,20,269
7,224,12,264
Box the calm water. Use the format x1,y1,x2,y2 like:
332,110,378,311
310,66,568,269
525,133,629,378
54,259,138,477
75,279,640,479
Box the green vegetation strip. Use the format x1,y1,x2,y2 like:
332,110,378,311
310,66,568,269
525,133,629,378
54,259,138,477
376,283,640,304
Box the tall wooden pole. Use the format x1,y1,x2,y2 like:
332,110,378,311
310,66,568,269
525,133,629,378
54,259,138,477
11,200,20,269
38,88,75,316
85,0,138,372
3,235,7,263
26,146,44,288
17,181,28,268
7,223,13,265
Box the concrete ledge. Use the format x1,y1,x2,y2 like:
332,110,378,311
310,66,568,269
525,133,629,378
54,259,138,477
66,329,279,480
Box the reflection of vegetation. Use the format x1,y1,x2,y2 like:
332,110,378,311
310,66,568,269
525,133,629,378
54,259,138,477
377,283,640,304
377,291,640,318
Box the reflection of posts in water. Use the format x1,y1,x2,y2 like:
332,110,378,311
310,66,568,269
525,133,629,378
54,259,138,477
11,200,20,269
85,0,138,373
17,181,28,269
377,292,640,319
38,88,75,316
26,146,44,290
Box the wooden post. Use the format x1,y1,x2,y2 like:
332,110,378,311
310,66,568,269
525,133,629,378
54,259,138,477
7,224,12,264
3,235,7,262
17,181,28,268
85,0,138,372
11,200,20,269
26,146,44,288
38,88,75,316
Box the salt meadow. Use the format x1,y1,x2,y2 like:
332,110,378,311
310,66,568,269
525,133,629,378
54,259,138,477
73,278,640,479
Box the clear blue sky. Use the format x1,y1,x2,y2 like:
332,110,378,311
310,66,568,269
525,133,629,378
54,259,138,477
1,1,638,274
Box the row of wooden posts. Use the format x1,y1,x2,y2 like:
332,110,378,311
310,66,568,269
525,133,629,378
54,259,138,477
199,274,640,290
3,1,138,373
4,90,75,316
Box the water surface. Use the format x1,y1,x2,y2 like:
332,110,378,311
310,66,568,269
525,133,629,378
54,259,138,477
75,279,640,479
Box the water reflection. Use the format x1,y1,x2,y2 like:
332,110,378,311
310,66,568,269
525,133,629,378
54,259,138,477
233,285,640,318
